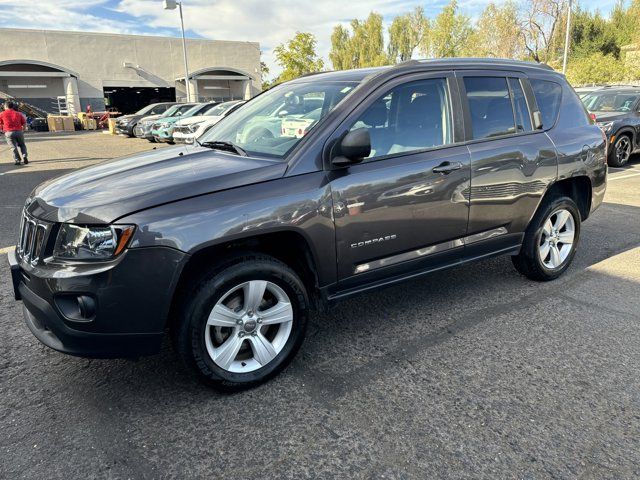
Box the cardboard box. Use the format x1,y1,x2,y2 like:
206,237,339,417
82,118,97,130
47,115,75,132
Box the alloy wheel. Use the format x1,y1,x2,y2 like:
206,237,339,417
538,208,576,269
204,280,293,373
616,136,631,165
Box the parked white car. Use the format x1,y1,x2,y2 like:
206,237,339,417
173,101,245,143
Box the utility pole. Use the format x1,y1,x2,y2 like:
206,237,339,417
562,0,573,74
164,0,191,101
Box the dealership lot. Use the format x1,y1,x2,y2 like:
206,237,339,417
1,133,639,478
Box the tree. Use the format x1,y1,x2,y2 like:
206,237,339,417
388,7,429,63
565,52,628,85
329,25,353,70
260,61,272,90
425,0,473,58
520,0,567,64
570,8,619,59
468,1,523,59
329,12,390,70
273,32,324,82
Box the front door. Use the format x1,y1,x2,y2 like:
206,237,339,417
328,73,471,287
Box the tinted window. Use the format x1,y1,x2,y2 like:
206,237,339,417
464,77,516,139
349,78,453,160
530,79,562,129
509,78,532,133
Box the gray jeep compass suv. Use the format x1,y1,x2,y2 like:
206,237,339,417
9,59,607,390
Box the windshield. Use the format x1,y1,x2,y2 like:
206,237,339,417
162,104,195,118
181,103,208,117
136,104,158,115
200,81,359,158
204,102,240,117
582,91,640,112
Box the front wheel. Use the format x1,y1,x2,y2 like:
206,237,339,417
512,196,581,281
173,254,309,391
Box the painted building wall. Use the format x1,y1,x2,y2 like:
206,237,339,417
0,28,261,111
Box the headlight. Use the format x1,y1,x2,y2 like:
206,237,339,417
189,122,204,132
597,121,613,133
53,225,135,261
160,122,171,129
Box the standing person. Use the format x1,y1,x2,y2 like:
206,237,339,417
0,101,28,165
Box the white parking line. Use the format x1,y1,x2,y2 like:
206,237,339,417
609,172,640,181
0,246,15,255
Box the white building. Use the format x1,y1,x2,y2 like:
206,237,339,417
0,28,261,114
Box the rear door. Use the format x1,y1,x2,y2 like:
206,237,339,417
328,72,472,287
457,71,557,253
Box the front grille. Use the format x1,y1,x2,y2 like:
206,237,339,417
17,212,53,264
152,123,161,130
174,126,191,134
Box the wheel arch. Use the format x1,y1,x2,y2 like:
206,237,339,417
538,176,593,222
612,128,636,151
167,230,322,331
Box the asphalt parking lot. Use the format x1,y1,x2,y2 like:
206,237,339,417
1,132,639,479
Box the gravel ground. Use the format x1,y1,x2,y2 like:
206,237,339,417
1,132,639,479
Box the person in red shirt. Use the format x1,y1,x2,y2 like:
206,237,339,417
0,101,28,165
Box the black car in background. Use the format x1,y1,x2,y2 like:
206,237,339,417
582,86,640,167
9,59,606,391
114,102,180,137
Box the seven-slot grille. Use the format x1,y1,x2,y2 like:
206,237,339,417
17,212,53,264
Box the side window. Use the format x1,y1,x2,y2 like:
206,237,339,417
464,76,516,139
349,78,453,161
530,79,562,129
509,78,532,133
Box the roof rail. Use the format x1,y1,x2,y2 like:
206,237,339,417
413,57,555,71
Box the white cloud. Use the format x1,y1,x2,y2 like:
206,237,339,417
114,0,427,78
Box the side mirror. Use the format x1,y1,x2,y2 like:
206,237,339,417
332,128,371,168
533,111,544,130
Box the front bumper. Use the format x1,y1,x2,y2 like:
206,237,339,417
8,246,187,358
152,128,174,143
115,124,134,136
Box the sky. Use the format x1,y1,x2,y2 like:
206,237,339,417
0,0,623,79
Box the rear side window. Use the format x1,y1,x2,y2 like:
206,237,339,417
464,77,516,139
530,79,562,129
509,78,532,133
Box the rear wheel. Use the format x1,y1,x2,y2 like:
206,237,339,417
173,254,309,391
512,196,581,281
608,134,632,167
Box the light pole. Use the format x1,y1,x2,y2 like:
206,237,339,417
163,0,191,101
562,0,573,74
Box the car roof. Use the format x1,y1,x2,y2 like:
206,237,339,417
287,58,557,86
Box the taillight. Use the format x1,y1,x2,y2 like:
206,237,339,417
589,113,597,123
601,128,608,161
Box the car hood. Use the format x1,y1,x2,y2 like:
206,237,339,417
139,114,163,123
176,115,222,126
591,111,628,122
27,146,287,224
117,114,139,122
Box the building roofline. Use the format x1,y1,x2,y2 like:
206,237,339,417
0,27,260,48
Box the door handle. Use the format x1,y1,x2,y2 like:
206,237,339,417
433,161,462,174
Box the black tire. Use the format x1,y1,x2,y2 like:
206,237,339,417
608,134,632,167
511,196,581,281
172,253,309,391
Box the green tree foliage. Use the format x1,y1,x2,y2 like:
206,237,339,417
571,8,620,59
273,32,324,83
467,1,523,58
325,0,640,85
566,52,628,85
388,7,429,63
329,12,390,69
425,0,473,57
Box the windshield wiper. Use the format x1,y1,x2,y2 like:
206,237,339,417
200,140,247,157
